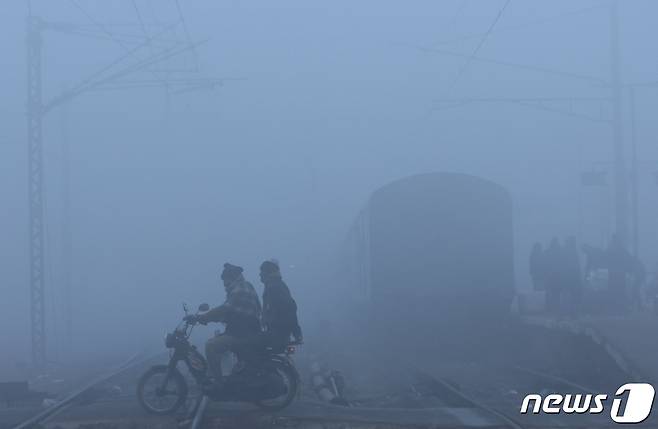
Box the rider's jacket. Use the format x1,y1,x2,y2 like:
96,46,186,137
200,275,262,336
262,276,302,345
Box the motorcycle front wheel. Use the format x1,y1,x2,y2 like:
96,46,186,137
254,360,299,411
137,365,188,415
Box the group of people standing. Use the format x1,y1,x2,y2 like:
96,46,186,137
581,234,646,312
529,236,582,314
530,234,648,315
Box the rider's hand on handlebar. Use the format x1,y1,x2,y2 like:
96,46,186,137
184,315,206,325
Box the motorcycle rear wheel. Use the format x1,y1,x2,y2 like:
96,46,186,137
254,361,298,411
137,365,188,415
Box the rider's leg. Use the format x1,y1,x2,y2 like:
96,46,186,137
205,334,236,379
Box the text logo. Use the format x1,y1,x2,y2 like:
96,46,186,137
520,383,655,424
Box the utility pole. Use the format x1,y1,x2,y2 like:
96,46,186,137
609,0,629,245
629,87,639,259
59,85,73,356
27,12,46,367
24,2,224,367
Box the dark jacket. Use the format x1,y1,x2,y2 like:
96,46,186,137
200,275,262,337
262,277,302,344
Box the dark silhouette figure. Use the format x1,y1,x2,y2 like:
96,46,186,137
629,257,646,311
580,236,648,313
260,260,303,351
529,242,546,291
606,234,633,311
582,243,608,274
544,237,563,314
195,263,262,380
563,236,582,315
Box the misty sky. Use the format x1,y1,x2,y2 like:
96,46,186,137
2,0,658,370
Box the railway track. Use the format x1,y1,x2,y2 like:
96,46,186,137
412,362,644,429
177,363,529,428
8,353,159,429
7,354,638,428
410,367,525,429
14,366,514,428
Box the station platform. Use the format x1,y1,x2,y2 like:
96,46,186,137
522,312,658,383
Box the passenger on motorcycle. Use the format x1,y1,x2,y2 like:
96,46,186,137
186,263,262,384
259,260,303,351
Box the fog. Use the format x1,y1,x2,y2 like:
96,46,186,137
2,1,658,376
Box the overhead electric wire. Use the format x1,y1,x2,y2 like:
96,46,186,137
513,99,610,123
432,2,604,48
51,26,183,47
70,0,139,51
175,0,199,71
43,21,180,114
432,97,611,123
132,0,154,55
448,0,511,91
414,43,607,84
132,0,150,40
446,0,468,35
70,0,169,85
44,31,204,113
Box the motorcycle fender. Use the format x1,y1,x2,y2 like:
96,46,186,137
151,364,183,391
269,356,301,397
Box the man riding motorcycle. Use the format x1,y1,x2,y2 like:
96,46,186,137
259,260,303,351
186,263,261,384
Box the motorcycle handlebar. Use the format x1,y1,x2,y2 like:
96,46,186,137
184,317,207,326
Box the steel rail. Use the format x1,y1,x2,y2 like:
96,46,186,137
411,366,527,429
12,352,157,429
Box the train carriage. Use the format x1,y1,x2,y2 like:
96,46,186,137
339,172,515,339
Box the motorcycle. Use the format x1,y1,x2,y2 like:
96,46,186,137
137,303,301,415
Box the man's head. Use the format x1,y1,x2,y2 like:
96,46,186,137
260,260,281,283
221,263,243,287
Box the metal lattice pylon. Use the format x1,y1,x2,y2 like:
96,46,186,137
27,15,46,367
24,2,225,367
